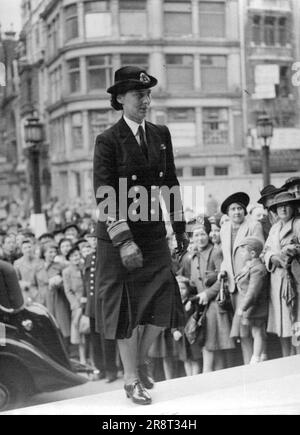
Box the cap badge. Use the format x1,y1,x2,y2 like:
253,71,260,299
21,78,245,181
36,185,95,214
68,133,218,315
140,72,150,84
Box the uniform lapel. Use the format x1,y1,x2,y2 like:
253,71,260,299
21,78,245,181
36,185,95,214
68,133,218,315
145,121,162,166
116,117,148,166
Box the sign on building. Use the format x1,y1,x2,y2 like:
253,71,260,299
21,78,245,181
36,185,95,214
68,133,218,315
252,64,279,99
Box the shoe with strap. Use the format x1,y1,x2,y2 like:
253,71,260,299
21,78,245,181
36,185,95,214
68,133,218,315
124,380,152,405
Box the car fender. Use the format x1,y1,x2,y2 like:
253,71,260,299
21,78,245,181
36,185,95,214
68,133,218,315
0,337,87,394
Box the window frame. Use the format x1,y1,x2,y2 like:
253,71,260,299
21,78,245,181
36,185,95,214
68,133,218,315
86,54,112,91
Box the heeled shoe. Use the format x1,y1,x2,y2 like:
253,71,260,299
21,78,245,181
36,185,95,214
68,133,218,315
137,364,155,390
124,380,152,405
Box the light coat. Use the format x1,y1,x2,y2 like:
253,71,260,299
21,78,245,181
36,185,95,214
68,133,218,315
264,217,300,337
220,218,264,294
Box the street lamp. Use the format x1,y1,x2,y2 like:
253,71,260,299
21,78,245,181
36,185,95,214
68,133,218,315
24,116,47,237
256,113,273,187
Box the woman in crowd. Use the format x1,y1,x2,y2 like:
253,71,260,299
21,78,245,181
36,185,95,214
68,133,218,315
31,242,63,307
219,192,264,364
188,218,235,372
264,192,300,357
63,246,87,364
55,238,72,267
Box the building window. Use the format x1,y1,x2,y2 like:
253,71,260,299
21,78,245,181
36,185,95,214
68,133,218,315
252,15,261,45
199,1,225,38
50,66,62,103
166,54,194,90
192,167,206,176
74,172,82,197
50,117,65,155
119,0,147,37
176,168,183,177
264,16,275,46
71,113,83,149
203,108,228,145
167,108,196,148
278,17,287,46
67,58,80,93
47,16,59,57
84,1,111,38
87,55,112,91
201,55,227,92
65,4,78,41
89,110,112,147
120,54,149,70
214,166,228,176
164,1,192,36
276,65,290,98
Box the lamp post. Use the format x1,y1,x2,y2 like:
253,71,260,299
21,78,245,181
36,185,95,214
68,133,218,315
24,116,47,237
256,113,273,187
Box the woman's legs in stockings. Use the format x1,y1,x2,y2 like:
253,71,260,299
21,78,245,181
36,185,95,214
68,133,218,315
118,325,162,385
117,327,139,385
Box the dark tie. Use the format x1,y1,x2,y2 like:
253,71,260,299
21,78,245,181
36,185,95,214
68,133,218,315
138,125,148,160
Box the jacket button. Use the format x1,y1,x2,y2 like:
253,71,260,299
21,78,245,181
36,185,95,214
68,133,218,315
90,273,94,278
159,172,163,177
151,197,156,202
90,292,94,296
150,209,155,215
132,175,137,181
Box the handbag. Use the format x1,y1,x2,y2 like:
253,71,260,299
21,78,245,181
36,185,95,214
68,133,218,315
184,304,208,347
217,277,233,313
79,314,90,334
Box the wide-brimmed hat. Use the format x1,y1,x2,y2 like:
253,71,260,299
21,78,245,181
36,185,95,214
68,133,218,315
221,192,249,215
281,176,300,191
257,184,283,205
269,191,300,212
107,66,157,95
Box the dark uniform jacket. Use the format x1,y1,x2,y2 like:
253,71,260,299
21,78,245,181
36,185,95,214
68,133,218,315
83,251,97,319
93,117,185,245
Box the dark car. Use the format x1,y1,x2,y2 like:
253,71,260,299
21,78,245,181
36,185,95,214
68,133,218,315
0,260,87,411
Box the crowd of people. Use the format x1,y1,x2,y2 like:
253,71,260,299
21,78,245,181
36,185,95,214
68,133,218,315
0,175,300,384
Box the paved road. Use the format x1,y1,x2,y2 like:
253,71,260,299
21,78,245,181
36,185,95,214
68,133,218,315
18,374,125,410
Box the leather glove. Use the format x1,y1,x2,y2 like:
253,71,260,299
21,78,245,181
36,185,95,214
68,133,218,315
119,240,143,272
175,232,189,255
271,255,285,268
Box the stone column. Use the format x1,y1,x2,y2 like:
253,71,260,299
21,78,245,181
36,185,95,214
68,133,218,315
149,0,163,39
80,56,87,94
194,54,201,90
111,0,119,39
195,106,203,151
78,1,85,40
192,0,199,38
82,110,89,152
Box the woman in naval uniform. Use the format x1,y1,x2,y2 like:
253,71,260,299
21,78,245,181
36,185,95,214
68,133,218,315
93,66,189,405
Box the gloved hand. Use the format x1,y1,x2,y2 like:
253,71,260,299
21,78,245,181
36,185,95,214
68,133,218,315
271,255,285,268
175,232,189,255
119,240,143,272
173,330,183,341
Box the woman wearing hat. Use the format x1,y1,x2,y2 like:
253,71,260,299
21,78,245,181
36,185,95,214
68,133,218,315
264,192,300,357
188,218,235,372
219,192,264,364
93,66,188,404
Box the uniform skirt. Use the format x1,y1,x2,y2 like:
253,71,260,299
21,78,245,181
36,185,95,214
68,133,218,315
95,237,185,340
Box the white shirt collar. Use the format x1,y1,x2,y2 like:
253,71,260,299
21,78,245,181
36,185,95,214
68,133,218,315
123,115,145,137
